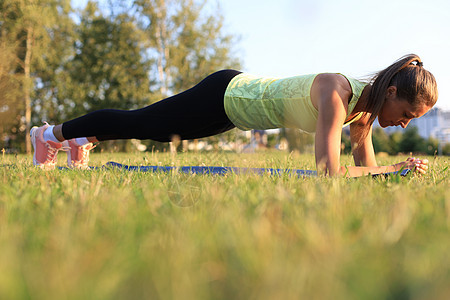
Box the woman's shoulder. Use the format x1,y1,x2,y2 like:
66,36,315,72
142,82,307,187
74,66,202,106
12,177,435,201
312,73,354,99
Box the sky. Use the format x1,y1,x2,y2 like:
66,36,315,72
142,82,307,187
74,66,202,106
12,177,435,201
72,0,450,110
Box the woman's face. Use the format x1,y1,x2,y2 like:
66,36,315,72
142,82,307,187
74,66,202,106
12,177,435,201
378,86,431,128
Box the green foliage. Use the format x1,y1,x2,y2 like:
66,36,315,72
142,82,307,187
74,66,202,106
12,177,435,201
1,0,242,152
372,127,390,153
399,127,426,154
370,127,448,156
424,136,439,156
134,0,242,94
0,152,449,299
0,0,75,151
0,41,22,143
31,0,77,123
388,131,403,155
443,143,450,156
168,0,242,92
65,1,153,116
268,127,449,157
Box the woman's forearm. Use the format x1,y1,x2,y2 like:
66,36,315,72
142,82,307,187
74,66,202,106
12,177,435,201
338,157,429,178
339,164,398,177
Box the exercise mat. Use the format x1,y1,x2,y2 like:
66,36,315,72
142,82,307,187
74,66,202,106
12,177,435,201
100,161,411,177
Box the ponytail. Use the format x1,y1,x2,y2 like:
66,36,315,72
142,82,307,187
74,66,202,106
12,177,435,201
356,54,438,147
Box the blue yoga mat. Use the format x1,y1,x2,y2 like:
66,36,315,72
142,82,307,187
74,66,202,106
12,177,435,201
104,161,317,176
99,162,411,177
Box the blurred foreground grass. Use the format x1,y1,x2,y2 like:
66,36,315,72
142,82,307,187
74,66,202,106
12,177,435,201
0,151,449,300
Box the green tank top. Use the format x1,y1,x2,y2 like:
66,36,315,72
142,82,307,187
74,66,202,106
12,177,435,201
224,73,367,133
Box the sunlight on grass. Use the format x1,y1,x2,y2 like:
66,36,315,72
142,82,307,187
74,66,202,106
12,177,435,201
0,152,448,299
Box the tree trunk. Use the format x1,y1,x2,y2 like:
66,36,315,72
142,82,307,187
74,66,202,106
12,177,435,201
24,26,33,154
155,0,170,96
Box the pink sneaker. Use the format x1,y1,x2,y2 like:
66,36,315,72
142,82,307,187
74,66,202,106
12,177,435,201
64,139,96,169
30,123,66,170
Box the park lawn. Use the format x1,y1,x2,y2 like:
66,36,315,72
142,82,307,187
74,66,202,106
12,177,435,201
0,151,449,300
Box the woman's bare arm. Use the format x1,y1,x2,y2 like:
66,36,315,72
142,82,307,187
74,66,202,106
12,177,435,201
350,123,378,167
347,120,429,177
311,73,351,176
311,74,429,177
339,158,428,177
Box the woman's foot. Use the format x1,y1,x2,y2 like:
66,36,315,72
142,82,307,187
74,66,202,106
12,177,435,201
30,123,67,170
63,139,96,169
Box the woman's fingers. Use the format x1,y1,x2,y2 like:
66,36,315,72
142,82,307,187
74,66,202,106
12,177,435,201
401,157,429,175
414,160,429,175
404,157,428,175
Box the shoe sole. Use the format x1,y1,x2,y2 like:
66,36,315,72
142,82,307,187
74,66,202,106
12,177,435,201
63,140,74,168
30,126,39,167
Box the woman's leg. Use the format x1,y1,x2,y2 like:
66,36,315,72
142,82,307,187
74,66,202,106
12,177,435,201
60,69,241,142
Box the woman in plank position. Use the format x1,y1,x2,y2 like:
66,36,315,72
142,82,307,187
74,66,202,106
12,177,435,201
31,54,437,176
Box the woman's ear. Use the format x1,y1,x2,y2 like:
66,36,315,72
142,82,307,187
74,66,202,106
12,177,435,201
386,86,398,100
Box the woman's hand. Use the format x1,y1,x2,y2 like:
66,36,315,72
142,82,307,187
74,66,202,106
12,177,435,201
395,157,429,175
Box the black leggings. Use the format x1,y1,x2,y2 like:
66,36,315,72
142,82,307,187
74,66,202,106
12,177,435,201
62,69,242,142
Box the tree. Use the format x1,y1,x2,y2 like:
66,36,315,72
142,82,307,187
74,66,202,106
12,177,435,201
0,0,73,153
424,136,439,156
65,1,153,116
32,0,75,124
388,131,402,155
443,143,450,156
1,0,242,152
134,0,242,95
0,35,22,151
372,127,391,153
168,0,241,93
0,0,29,151
131,0,242,151
398,127,426,154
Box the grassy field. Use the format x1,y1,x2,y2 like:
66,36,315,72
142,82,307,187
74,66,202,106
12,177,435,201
0,150,449,300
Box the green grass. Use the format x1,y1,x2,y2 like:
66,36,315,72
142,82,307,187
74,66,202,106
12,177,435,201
0,151,449,300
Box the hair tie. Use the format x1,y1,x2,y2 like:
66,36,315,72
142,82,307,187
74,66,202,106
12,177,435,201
417,61,424,67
